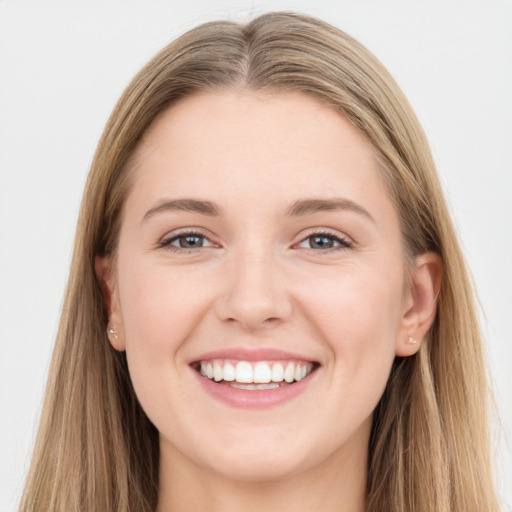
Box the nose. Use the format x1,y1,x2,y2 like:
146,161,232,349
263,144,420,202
215,248,293,331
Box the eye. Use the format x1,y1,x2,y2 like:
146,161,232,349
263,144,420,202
159,231,215,251
297,231,352,251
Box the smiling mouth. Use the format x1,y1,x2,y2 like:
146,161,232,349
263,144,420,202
192,359,319,390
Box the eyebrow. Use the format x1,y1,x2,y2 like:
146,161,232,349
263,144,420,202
142,197,374,223
284,198,375,222
143,198,223,222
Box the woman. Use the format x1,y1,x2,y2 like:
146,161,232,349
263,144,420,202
19,11,501,512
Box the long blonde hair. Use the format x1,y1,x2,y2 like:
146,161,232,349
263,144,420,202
20,12,500,512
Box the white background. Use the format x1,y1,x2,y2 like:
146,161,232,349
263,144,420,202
0,1,510,510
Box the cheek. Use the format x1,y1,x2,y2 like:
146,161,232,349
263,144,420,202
302,261,403,342
299,262,403,399
115,260,217,433
115,260,213,404
119,260,210,348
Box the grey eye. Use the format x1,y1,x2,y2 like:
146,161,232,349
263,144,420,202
307,235,336,249
162,232,215,250
297,233,352,251
175,234,205,248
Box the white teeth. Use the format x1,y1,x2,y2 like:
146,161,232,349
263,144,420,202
229,382,281,390
253,362,272,383
213,362,223,382
198,359,315,386
223,362,235,382
235,361,253,383
271,363,284,382
284,362,295,383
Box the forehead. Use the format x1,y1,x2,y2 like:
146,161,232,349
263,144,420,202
126,90,395,222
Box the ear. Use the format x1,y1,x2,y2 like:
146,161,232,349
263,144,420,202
396,252,442,357
95,255,126,351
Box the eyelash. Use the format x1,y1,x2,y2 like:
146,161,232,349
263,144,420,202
158,229,215,254
296,230,353,253
158,229,353,254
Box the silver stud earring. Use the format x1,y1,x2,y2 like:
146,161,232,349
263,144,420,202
407,335,418,344
107,325,119,340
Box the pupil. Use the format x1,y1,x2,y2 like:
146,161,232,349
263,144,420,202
311,236,333,249
180,235,203,248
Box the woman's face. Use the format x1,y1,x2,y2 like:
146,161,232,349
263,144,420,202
105,90,423,481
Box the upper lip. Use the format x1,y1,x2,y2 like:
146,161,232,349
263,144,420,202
189,347,319,364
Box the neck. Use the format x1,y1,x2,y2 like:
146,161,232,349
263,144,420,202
156,429,368,512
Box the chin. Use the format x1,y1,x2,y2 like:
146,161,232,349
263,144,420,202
208,452,307,483
192,429,315,482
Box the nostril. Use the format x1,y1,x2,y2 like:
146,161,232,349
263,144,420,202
227,316,285,331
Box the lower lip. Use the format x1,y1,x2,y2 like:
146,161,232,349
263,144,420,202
193,368,317,409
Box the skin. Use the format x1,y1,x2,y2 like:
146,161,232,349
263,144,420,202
97,90,441,512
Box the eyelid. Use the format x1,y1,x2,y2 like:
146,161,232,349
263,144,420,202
294,228,354,251
156,227,353,253
158,228,218,250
